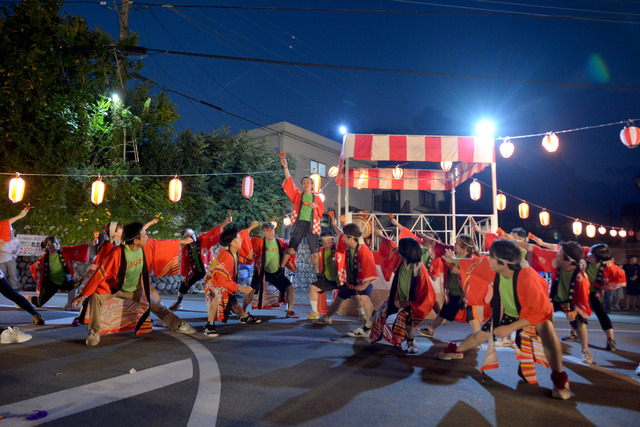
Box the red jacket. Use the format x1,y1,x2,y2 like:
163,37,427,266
335,234,377,287
30,244,90,293
180,224,223,278
81,239,180,297
530,246,591,317
282,176,325,235
459,257,553,325
377,235,435,321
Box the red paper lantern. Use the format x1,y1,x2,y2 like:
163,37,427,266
356,170,367,190
572,220,582,235
610,229,618,237
8,173,25,203
598,226,606,235
328,166,339,177
168,176,182,203
496,194,506,211
619,229,627,238
91,177,105,205
539,210,550,226
620,125,640,149
586,224,596,238
542,132,559,152
392,166,403,180
470,180,481,201
499,140,514,158
518,202,529,219
310,173,321,193
242,175,254,199
441,161,452,172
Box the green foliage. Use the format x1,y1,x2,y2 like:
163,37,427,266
0,2,289,244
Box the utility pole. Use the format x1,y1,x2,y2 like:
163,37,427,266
115,0,139,162
117,0,132,41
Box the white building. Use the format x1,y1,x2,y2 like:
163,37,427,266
243,121,446,222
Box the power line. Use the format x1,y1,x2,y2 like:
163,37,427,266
141,46,640,92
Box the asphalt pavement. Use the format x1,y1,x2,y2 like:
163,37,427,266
1,291,639,427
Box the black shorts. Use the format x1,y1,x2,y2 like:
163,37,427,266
439,294,463,321
251,271,292,293
481,314,519,332
288,219,319,253
311,278,339,293
337,283,372,300
552,301,588,327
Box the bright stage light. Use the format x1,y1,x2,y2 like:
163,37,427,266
339,126,348,135
475,120,495,137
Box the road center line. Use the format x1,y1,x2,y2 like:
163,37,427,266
0,359,193,426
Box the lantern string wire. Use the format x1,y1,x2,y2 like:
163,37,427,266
0,170,279,178
474,179,626,231
496,117,640,141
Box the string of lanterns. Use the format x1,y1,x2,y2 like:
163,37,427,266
469,179,633,238
5,171,279,205
497,119,640,158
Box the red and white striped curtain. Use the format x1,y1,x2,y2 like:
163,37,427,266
338,134,495,190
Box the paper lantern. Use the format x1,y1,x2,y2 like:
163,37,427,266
242,175,254,199
91,177,105,205
499,140,514,158
598,226,606,235
8,173,25,203
542,132,559,152
328,166,339,177
496,193,506,211
283,216,292,226
586,224,596,238
168,176,182,203
271,221,278,230
539,210,550,226
619,229,627,238
610,229,618,237
629,230,635,237
356,170,367,190
620,125,640,149
518,202,529,219
392,166,403,180
318,192,326,202
470,180,481,201
441,161,452,172
310,173,321,193
572,220,582,235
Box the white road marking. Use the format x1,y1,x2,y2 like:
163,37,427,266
0,359,193,426
164,332,221,427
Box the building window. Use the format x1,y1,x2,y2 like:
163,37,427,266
310,160,326,177
420,191,436,209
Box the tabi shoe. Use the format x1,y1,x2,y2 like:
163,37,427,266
86,330,101,347
416,327,434,338
1,327,32,344
406,340,419,354
495,337,513,347
551,371,571,400
176,322,197,334
347,327,370,338
312,315,332,325
436,343,464,360
581,350,594,365
240,314,262,324
203,324,219,337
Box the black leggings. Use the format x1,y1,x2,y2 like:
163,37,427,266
179,270,206,294
0,277,38,316
589,290,613,331
34,277,76,307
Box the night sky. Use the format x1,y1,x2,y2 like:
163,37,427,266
58,0,640,230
